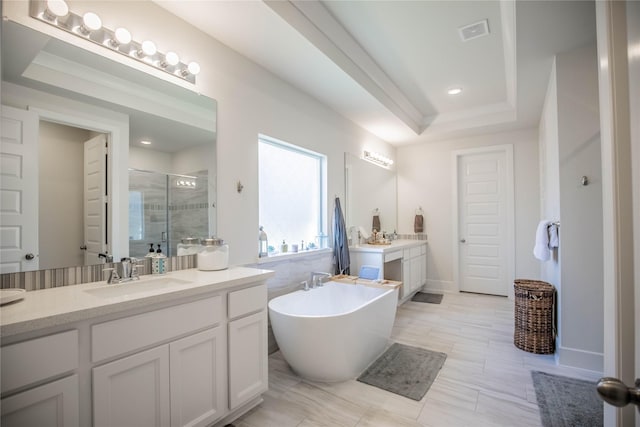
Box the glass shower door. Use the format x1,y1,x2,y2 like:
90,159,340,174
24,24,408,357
129,169,169,258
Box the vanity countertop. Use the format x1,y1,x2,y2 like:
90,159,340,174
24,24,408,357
349,239,427,254
0,267,274,338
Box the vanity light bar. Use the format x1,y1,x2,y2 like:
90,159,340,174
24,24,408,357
362,150,394,168
29,0,200,84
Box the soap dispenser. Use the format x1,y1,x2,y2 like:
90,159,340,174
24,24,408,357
145,243,156,258
280,240,288,253
152,244,166,274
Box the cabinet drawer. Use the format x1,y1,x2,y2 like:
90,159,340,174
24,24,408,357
384,250,402,263
92,296,222,362
228,285,266,320
1,330,78,393
404,246,422,259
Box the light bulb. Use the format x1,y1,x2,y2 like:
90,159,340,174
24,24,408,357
43,0,69,20
165,52,180,66
141,40,157,57
447,87,463,95
114,28,132,45
187,61,200,75
81,12,102,33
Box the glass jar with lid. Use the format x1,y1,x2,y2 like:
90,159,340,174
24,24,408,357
177,237,202,256
197,237,229,271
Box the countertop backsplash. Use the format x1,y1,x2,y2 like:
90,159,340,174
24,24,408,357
0,255,197,291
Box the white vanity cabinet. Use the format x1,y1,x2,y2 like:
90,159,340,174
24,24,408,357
402,244,427,299
227,285,268,410
0,267,274,427
350,240,427,303
0,330,80,427
91,295,228,427
92,327,224,427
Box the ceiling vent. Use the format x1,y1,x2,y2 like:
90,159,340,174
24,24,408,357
458,19,490,42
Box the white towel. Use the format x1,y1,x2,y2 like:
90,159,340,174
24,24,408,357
533,220,551,261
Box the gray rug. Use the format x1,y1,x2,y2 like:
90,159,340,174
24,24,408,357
532,371,603,427
411,292,443,304
357,343,447,401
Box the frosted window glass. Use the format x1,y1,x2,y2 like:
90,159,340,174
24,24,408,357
259,137,325,253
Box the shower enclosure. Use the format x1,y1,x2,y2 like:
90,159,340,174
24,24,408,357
129,169,209,258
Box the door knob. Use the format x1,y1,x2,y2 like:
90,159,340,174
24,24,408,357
597,377,640,410
460,239,466,243
25,253,35,260
80,245,87,250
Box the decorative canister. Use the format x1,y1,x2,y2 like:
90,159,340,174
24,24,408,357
197,238,229,271
177,237,202,256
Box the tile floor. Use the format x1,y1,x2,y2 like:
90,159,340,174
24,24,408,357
234,291,602,427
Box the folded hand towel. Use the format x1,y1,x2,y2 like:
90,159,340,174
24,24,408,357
533,220,551,261
372,215,381,232
414,214,424,233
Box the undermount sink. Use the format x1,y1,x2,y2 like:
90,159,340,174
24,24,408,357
84,277,191,299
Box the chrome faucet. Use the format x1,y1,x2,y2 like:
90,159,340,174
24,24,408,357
98,252,113,263
103,257,142,284
310,272,332,288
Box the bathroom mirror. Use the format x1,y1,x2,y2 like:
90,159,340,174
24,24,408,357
344,152,397,236
0,21,217,273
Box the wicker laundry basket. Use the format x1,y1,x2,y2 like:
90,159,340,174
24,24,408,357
513,279,556,354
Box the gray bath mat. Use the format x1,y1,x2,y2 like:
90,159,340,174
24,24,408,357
357,343,446,401
532,371,602,427
411,292,443,304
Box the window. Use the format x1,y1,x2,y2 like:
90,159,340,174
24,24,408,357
259,135,327,255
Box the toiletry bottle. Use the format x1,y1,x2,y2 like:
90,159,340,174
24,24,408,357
258,226,268,258
280,240,288,253
152,244,166,274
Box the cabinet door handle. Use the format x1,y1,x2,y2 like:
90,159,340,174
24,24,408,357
25,253,35,260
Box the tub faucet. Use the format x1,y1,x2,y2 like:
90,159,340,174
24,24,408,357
310,272,332,288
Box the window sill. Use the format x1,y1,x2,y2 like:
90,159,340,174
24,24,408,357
255,248,331,265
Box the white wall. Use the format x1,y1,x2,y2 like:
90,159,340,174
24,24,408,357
555,43,603,370
4,1,394,269
396,128,540,294
129,146,171,172
38,121,91,269
538,60,561,288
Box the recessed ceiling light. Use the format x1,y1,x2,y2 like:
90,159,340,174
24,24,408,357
447,87,463,95
140,140,152,145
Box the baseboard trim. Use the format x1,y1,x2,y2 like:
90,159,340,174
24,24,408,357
556,346,604,372
422,279,456,294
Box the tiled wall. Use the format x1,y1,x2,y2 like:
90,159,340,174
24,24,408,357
396,233,428,240
0,255,197,291
246,250,333,354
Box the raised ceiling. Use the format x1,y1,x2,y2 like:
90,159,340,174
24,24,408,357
156,0,596,145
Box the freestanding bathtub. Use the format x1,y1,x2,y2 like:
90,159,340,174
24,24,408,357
268,281,398,382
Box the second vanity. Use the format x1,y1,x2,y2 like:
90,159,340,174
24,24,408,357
0,267,274,427
349,240,428,303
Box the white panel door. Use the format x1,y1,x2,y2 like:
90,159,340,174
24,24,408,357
170,328,226,427
93,345,170,427
84,134,108,265
0,106,39,273
1,375,79,427
458,149,510,296
228,311,268,410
